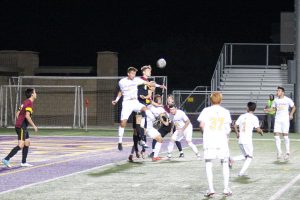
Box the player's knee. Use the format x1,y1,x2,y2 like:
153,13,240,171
156,136,163,143
18,143,25,149
120,121,127,128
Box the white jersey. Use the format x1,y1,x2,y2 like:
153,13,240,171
197,105,232,149
118,77,145,101
169,109,192,129
272,96,294,121
149,105,166,118
235,113,260,144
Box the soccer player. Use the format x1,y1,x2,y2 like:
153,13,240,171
167,105,200,159
134,65,165,149
112,66,156,151
270,86,295,161
233,102,263,177
2,88,38,168
197,91,232,197
150,95,184,158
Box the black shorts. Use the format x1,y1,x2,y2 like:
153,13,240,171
158,127,169,138
15,127,29,141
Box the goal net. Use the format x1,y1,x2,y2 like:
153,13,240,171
4,76,167,128
0,85,82,128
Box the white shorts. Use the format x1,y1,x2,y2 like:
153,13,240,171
274,119,290,134
203,147,230,160
146,127,160,139
121,100,145,120
171,125,193,142
239,143,253,157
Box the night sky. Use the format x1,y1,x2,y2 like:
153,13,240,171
0,0,294,90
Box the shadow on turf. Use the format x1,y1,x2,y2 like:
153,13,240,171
87,162,144,177
273,160,289,165
201,195,228,200
232,176,259,184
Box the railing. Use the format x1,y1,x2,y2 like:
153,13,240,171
211,43,295,91
172,86,211,113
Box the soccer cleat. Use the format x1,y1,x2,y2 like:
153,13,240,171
284,153,290,161
152,157,161,161
238,173,248,177
167,153,172,159
128,155,133,162
139,140,149,148
204,191,215,198
118,143,123,151
277,153,282,160
223,189,233,197
196,153,202,160
179,153,184,158
228,157,234,169
135,152,140,158
149,152,154,158
2,159,12,168
20,163,33,167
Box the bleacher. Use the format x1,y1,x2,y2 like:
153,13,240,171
220,65,294,115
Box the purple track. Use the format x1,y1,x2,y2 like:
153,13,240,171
0,136,202,193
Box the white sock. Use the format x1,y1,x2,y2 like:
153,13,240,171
118,127,124,143
188,142,199,154
239,157,252,175
284,136,290,154
168,141,175,154
154,142,162,158
232,155,245,161
222,159,230,191
205,161,214,192
274,136,282,154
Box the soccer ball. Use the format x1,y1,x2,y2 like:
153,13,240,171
156,58,166,69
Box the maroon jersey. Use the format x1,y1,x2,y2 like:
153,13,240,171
15,99,33,128
164,105,170,113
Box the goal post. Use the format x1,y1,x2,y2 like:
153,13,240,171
0,85,83,128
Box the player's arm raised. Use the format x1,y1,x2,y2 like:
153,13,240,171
112,91,122,105
25,111,38,132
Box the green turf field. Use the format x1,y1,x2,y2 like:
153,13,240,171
0,132,299,200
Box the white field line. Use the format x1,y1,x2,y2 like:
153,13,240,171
268,174,300,200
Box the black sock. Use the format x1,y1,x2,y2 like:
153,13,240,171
133,135,139,152
175,141,182,152
136,125,144,141
152,139,157,149
5,146,21,161
22,146,29,163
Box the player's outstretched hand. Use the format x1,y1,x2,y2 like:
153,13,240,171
112,100,117,105
33,126,38,132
